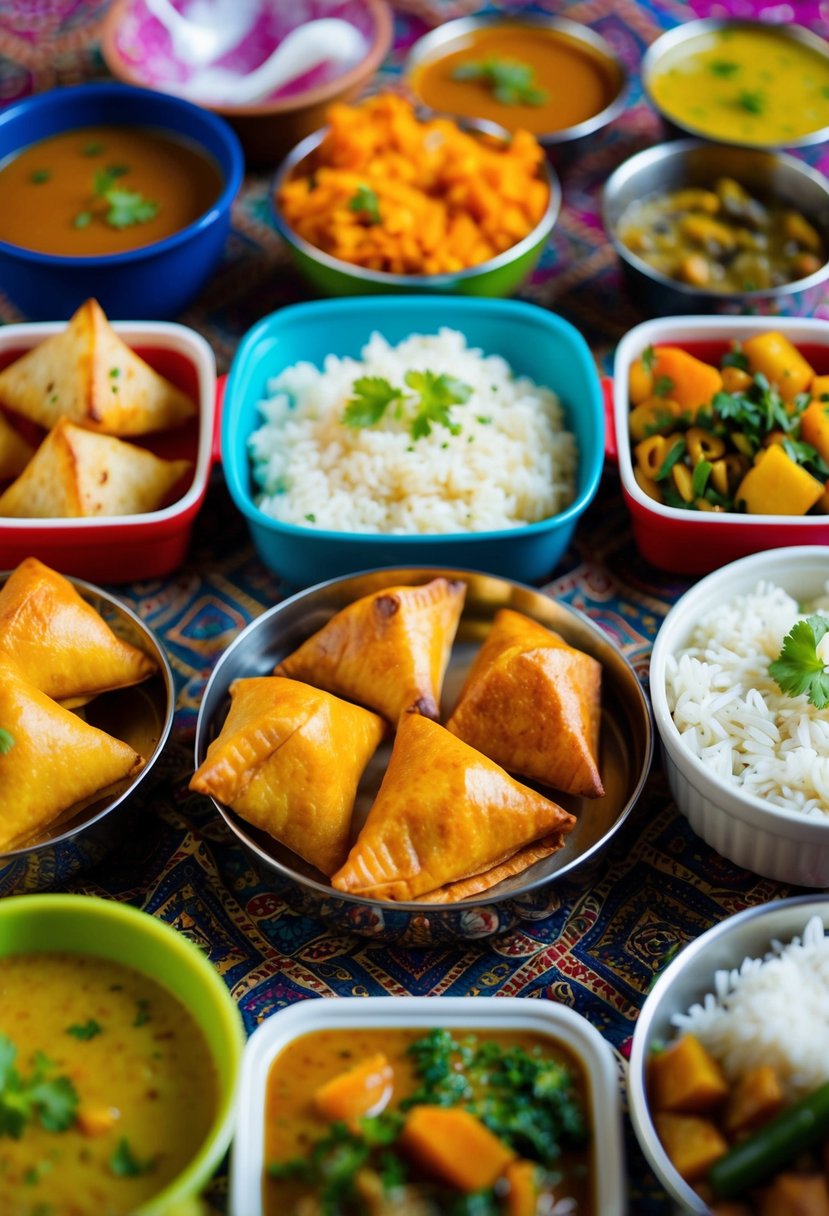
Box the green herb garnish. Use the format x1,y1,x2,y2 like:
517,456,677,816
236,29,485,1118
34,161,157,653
342,376,405,429
709,60,739,78
109,1137,156,1177
347,185,381,225
74,164,159,231
721,348,749,371
452,57,548,106
653,374,675,398
0,1035,78,1139
769,615,829,709
0,729,14,755
341,372,472,440
66,1020,102,1041
655,437,686,481
82,142,104,157
133,998,151,1028
641,345,656,374
30,169,51,185
73,212,92,230
691,459,712,497
737,90,766,115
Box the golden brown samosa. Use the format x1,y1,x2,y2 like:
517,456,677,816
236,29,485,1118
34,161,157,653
446,608,604,799
0,418,191,518
0,298,195,435
331,714,576,902
189,676,386,876
274,578,466,723
0,557,156,706
0,655,145,851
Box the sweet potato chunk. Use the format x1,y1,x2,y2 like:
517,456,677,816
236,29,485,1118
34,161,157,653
758,1174,829,1216
399,1105,515,1192
654,1112,728,1183
504,1159,540,1216
723,1065,785,1135
650,1034,729,1114
314,1053,394,1125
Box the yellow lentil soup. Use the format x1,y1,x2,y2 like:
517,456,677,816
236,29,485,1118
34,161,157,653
648,25,829,146
0,125,223,257
0,952,218,1216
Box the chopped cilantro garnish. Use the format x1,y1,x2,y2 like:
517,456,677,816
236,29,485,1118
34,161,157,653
0,729,14,755
66,1020,102,1041
133,998,151,1028
691,459,712,497
655,437,686,481
709,60,739,77
104,189,159,229
341,372,472,440
721,347,749,371
30,169,51,184
304,512,316,523
109,1137,156,1177
641,345,656,374
342,376,405,429
452,57,548,106
0,1035,78,1139
769,615,829,709
347,185,381,225
653,374,675,398
737,89,766,115
82,142,104,156
73,212,92,230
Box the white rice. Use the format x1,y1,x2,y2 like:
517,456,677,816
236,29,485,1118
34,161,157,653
248,328,577,534
672,915,829,1101
665,580,829,816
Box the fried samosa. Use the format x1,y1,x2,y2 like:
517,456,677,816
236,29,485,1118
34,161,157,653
446,608,604,799
274,578,466,723
189,677,386,876
331,714,576,902
0,298,195,435
0,656,145,852
0,557,156,706
0,418,191,518
0,412,35,482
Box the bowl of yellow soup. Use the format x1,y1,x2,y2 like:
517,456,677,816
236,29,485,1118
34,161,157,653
0,82,243,320
643,19,829,149
0,893,245,1216
405,13,627,154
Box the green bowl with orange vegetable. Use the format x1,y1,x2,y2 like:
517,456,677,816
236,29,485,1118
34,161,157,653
610,315,829,574
271,93,560,298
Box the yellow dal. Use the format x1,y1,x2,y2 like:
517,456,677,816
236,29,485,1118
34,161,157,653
0,952,217,1216
649,26,829,144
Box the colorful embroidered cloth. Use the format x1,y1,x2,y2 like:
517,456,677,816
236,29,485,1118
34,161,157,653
1,2,825,1211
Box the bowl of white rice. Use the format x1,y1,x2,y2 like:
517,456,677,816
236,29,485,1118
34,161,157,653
650,546,829,887
628,894,829,1214
221,295,604,586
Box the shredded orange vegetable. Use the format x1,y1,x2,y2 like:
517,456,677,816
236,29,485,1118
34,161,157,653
277,93,550,275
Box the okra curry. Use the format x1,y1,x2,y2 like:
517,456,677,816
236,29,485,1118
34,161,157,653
264,1026,593,1215
627,330,829,516
0,952,218,1216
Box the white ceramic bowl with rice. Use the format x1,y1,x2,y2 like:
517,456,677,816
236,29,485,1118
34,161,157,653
629,894,829,1214
650,546,829,886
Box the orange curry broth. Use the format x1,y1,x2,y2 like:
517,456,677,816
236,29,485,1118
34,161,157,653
0,952,217,1216
0,125,223,256
409,24,620,135
263,1026,594,1215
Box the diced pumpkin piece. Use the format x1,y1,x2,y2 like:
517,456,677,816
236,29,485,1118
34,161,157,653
758,1173,829,1216
735,444,824,515
742,332,815,400
650,1034,729,1114
314,1053,394,1125
504,1159,540,1216
723,1065,785,1135
649,347,723,411
399,1105,516,1192
76,1105,119,1137
654,1111,728,1183
801,400,829,465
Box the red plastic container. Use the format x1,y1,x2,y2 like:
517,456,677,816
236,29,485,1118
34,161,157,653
0,320,216,583
610,316,829,575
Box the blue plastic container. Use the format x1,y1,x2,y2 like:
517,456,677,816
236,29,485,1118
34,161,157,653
223,296,604,587
0,82,244,320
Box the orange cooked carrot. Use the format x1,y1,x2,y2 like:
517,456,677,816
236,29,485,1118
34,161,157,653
649,347,724,412
399,1105,516,1192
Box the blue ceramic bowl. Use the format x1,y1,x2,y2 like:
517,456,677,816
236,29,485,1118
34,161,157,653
222,296,603,586
0,82,244,320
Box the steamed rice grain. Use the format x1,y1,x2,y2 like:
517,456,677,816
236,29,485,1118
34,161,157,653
248,329,576,534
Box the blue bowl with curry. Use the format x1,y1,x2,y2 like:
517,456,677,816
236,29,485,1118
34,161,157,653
0,82,244,320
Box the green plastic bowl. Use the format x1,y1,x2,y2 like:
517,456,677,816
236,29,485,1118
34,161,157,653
0,893,244,1216
271,126,561,297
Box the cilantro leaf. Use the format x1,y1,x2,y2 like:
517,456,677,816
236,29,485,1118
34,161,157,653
404,371,472,440
66,1020,102,1041
769,616,829,709
709,60,739,78
0,1035,78,1139
342,377,405,429
0,729,13,755
109,1138,157,1177
721,347,749,371
691,459,712,497
452,58,548,106
641,345,656,374
653,375,675,398
737,89,766,115
104,189,159,229
347,185,381,225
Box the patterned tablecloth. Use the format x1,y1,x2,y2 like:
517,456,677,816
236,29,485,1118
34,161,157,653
2,1,828,1212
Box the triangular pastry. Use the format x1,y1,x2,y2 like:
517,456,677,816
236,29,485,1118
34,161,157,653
190,676,386,876
0,413,35,482
446,609,604,799
0,655,145,852
274,578,467,723
0,298,195,435
331,714,576,902
0,557,157,706
0,418,191,517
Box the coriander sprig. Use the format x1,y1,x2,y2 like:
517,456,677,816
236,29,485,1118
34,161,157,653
769,615,829,710
342,371,473,440
452,57,548,106
0,1034,78,1139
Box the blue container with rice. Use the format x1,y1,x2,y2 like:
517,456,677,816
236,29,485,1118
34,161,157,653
221,296,604,587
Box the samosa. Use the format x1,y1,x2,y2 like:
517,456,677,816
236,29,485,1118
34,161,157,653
0,413,35,481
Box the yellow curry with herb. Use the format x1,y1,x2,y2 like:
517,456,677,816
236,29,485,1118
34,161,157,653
0,952,217,1216
264,1025,593,1216
0,125,223,257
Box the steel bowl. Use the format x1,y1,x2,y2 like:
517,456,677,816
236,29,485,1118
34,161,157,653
629,894,829,1214
193,567,653,945
603,139,829,316
0,573,175,896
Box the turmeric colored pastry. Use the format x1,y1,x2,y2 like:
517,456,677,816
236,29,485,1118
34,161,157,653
331,714,576,902
0,655,145,851
0,557,157,707
189,676,386,876
274,578,466,723
446,608,604,799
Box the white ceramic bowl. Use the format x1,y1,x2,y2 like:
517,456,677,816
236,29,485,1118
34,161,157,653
230,995,625,1216
628,894,829,1214
650,546,829,885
